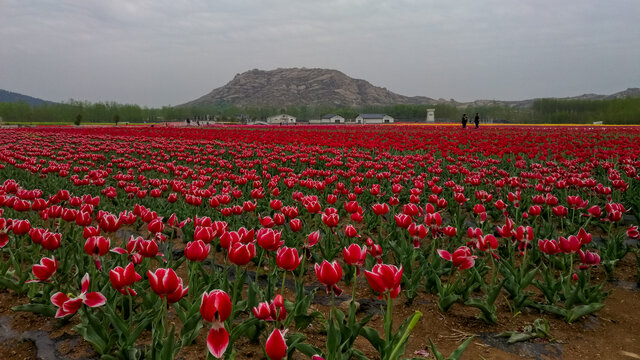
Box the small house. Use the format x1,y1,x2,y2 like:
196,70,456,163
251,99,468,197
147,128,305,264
309,114,345,124
267,114,297,125
355,114,394,124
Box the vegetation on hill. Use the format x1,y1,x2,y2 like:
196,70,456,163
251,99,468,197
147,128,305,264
1,97,639,124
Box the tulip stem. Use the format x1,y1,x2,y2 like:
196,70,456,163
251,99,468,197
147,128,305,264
352,267,358,301
128,293,133,328
349,267,358,327
388,311,422,360
297,252,306,285
280,270,287,299
255,249,265,282
384,293,393,342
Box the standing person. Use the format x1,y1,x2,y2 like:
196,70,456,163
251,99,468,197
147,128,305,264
474,113,480,129
461,114,468,129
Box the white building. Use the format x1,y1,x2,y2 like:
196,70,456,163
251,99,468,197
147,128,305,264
322,114,345,123
309,114,345,124
355,114,394,124
266,114,297,124
426,109,435,123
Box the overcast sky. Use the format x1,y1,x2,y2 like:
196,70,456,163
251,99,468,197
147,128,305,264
1,0,639,107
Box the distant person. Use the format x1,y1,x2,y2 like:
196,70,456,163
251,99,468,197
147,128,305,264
474,113,480,128
461,114,468,129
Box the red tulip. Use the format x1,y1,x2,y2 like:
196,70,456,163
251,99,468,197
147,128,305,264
307,230,320,247
344,224,360,238
528,205,542,217
184,240,211,262
84,236,110,256
476,234,498,252
344,200,360,214
408,223,428,240
438,246,477,270
75,211,92,226
304,200,322,214
315,260,343,295
109,262,142,296
259,215,276,228
228,242,256,266
256,228,283,251
273,213,286,226
147,268,188,303
270,199,283,211
252,294,286,321
200,290,232,323
61,208,78,222
559,235,581,253
577,228,592,245
628,225,640,240
201,290,232,358
11,219,31,235
402,203,420,217
321,212,339,228
579,250,600,269
343,243,367,267
442,226,457,237
371,203,389,216
252,301,272,320
41,231,62,251
147,218,164,233
82,226,100,239
473,204,486,215
51,273,106,318
567,195,588,209
289,218,302,232
269,293,287,321
28,256,57,283
538,239,561,255
394,214,412,228
276,246,301,271
219,231,240,250
243,200,257,212
194,226,216,244
455,192,469,205
552,205,568,218
364,263,403,299
265,329,288,360
586,205,602,218
98,213,121,233
138,238,160,258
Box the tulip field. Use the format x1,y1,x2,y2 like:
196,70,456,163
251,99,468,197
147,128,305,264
1,124,640,359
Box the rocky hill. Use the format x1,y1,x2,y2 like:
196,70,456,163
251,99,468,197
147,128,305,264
183,68,440,107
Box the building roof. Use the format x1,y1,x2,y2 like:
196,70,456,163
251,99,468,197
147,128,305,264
322,113,341,119
358,114,389,119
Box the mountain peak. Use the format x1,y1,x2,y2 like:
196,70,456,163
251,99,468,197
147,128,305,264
183,68,436,107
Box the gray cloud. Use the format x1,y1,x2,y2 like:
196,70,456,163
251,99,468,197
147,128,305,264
1,0,639,106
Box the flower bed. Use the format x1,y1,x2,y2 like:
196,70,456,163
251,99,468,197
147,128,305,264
0,125,639,359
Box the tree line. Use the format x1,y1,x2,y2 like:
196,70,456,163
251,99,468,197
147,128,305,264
1,97,639,124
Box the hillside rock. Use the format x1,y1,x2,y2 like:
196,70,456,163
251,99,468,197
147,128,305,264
183,68,439,107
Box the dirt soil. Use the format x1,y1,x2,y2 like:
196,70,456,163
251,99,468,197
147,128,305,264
1,252,639,360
